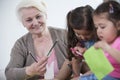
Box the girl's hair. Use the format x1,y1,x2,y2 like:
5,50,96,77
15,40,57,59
66,5,95,60
93,0,120,36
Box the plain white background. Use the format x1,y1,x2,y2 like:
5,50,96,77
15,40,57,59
0,0,103,79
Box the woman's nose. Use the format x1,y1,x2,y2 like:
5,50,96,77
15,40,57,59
33,19,39,26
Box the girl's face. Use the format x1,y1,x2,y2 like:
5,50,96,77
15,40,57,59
20,7,47,35
73,29,94,41
93,15,118,44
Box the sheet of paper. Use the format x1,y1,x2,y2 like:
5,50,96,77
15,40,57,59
83,46,114,80
44,62,54,79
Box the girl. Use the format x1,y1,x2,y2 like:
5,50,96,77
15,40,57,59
66,5,97,79
93,1,120,80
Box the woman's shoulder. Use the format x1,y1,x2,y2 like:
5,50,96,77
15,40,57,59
18,32,31,40
48,26,67,34
48,26,67,44
15,32,32,45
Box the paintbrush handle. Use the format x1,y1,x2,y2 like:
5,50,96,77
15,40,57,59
29,51,38,63
47,40,58,56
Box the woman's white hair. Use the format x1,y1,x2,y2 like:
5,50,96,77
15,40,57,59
16,0,47,21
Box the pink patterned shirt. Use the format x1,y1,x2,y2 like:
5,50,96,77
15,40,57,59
37,49,59,78
47,49,59,76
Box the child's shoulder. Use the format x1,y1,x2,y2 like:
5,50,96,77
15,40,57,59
115,37,120,42
112,37,120,48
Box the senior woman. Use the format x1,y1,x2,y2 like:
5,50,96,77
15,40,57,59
5,0,71,80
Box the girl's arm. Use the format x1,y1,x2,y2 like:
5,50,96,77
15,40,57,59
94,41,120,63
55,59,72,80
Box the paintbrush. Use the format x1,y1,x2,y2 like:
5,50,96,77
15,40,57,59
47,39,58,56
29,51,38,63
29,39,58,62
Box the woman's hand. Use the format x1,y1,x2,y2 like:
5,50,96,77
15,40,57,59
25,56,48,76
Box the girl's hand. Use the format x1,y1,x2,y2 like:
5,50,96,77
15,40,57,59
26,56,48,76
94,41,110,51
70,46,86,58
74,46,86,54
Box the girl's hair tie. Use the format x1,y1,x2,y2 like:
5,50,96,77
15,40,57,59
109,3,114,13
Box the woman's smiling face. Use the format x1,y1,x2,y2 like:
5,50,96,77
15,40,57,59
20,7,47,35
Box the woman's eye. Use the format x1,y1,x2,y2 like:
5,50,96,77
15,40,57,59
26,19,32,22
36,15,41,19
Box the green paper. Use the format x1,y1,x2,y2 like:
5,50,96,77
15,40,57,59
83,46,114,80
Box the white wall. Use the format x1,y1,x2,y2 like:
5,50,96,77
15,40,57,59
0,0,102,79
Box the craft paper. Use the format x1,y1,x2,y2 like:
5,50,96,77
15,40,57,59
44,62,54,79
83,46,114,80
